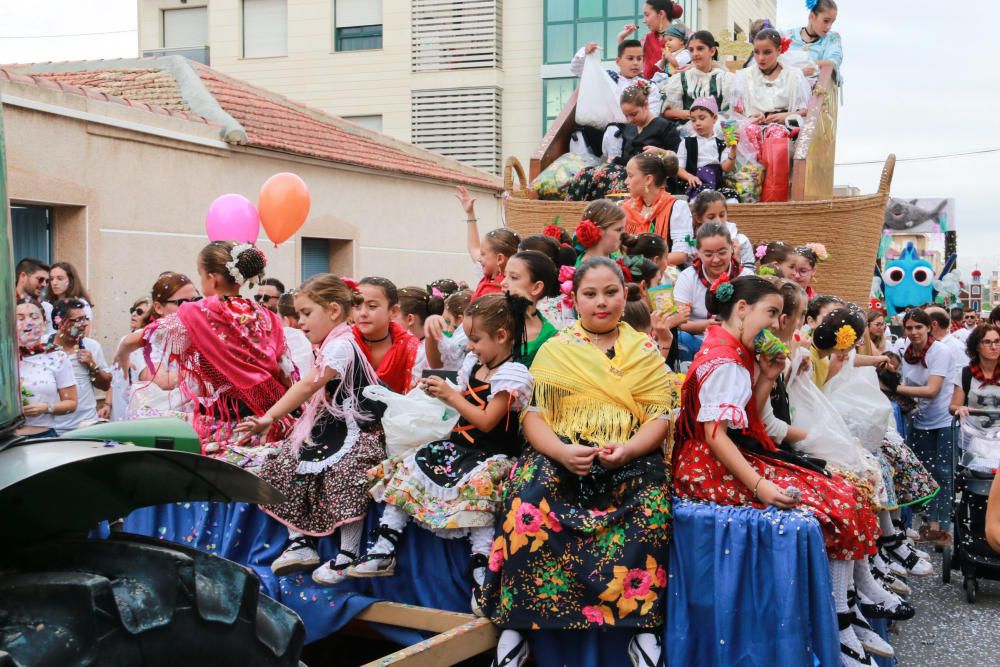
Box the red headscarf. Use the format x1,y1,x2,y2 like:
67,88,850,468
173,296,288,424
353,321,419,393
674,324,775,468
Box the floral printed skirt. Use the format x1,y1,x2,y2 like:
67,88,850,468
565,164,628,202
674,439,878,560
880,434,940,507
368,439,513,533
194,413,294,473
259,426,386,536
479,449,672,630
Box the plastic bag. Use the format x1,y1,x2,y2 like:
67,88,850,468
576,52,625,129
363,385,460,458
724,162,764,203
759,126,790,202
822,350,893,453
786,352,867,474
530,152,600,200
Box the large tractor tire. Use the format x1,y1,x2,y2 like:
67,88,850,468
0,533,305,667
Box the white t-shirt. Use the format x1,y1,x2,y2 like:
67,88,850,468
901,342,955,430
284,326,315,379
940,333,969,384
19,350,76,430
953,327,973,344
674,265,754,321
52,337,109,433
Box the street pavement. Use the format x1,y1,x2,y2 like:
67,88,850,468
892,549,1000,666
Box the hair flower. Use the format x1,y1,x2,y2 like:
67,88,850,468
805,0,819,10
805,242,830,262
575,219,602,249
779,37,792,54
834,324,857,351
755,244,768,259
710,274,734,303
558,264,576,283
342,276,360,291
226,242,254,285
615,258,634,283
542,218,564,240
560,279,574,309
757,265,777,277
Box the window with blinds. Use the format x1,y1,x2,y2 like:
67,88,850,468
243,0,287,58
411,87,502,174
301,238,330,280
163,7,208,49
335,0,383,51
411,0,501,72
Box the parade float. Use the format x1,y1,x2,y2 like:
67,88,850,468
504,61,894,307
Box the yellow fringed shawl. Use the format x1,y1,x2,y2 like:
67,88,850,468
530,322,676,445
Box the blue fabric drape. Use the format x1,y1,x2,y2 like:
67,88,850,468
666,500,841,667
122,499,860,666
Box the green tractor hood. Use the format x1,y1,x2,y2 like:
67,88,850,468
0,420,284,547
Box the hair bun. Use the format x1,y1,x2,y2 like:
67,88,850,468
625,282,643,303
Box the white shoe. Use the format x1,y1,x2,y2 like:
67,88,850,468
837,618,872,667
311,550,356,586
628,632,663,667
347,554,396,578
908,557,933,577
887,560,907,578
909,542,931,560
905,527,920,540
851,607,894,659
271,537,320,576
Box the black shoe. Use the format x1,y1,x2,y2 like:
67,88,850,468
491,636,528,667
860,599,915,621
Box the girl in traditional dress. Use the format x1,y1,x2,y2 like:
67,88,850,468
115,242,297,470
353,277,420,394
620,152,693,266
424,289,473,372
396,286,446,387
673,275,880,667
481,257,676,667
500,250,561,367
353,294,533,615
732,29,811,126
235,274,387,585
783,0,842,81
672,222,753,361
566,82,681,202
660,30,733,122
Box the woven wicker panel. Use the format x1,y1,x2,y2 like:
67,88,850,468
502,156,896,306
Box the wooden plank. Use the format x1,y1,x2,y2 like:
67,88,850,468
360,617,498,667
790,63,837,202
354,601,476,633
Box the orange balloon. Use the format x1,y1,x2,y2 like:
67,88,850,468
258,172,311,245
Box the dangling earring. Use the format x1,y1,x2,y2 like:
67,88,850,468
737,317,745,340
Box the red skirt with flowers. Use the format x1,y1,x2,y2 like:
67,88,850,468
674,439,878,560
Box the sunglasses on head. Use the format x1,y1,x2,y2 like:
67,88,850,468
165,296,203,306
254,294,277,303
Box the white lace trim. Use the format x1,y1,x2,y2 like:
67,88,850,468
294,414,361,474
696,404,749,429
396,448,510,501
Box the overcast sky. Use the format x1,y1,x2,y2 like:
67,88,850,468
1,0,998,275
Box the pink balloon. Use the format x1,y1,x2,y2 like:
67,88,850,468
205,194,260,243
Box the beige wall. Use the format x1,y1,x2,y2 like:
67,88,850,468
137,0,774,172
2,81,501,352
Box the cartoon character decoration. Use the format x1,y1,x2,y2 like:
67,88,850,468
883,198,948,232
880,243,936,317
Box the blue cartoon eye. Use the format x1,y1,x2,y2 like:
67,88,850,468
885,267,905,286
912,267,933,286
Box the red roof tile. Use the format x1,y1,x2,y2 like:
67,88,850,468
3,61,502,191
191,65,499,190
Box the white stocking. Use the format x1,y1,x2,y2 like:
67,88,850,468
853,558,899,607
372,505,408,555
829,558,853,613
337,520,364,564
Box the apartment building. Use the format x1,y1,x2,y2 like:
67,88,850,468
138,0,774,173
